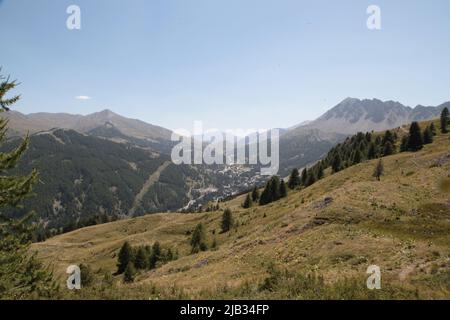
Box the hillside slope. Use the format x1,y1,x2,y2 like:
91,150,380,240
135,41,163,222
33,120,450,299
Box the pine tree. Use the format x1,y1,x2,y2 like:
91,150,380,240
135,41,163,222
400,135,408,152
440,107,449,133
251,186,259,202
383,141,395,156
134,246,148,269
331,153,342,173
0,72,56,299
352,149,362,164
279,179,287,198
287,168,300,189
79,264,94,287
373,159,384,181
407,122,424,151
367,142,378,159
300,168,308,186
242,193,253,208
305,169,316,186
259,181,271,205
149,241,161,269
423,126,433,144
220,209,234,233
382,130,395,146
117,241,133,274
190,223,208,253
316,162,324,179
123,262,136,283
269,176,281,201
429,122,436,136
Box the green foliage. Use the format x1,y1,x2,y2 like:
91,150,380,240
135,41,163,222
382,141,395,156
149,241,162,269
0,73,56,299
79,263,94,287
440,107,449,133
331,153,342,173
117,241,133,274
251,186,260,202
123,263,136,283
423,126,433,145
190,223,208,253
134,246,148,270
242,193,253,209
287,168,301,189
300,168,308,186
279,179,287,198
220,209,234,233
406,122,424,151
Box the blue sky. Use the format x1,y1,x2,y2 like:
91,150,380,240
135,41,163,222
0,0,449,131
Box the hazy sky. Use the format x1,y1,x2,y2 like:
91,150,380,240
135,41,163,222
0,0,449,131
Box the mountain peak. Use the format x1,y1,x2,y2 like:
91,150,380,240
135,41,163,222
305,98,444,134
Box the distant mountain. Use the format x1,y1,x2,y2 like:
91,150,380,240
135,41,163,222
4,109,172,143
276,98,448,174
303,98,448,134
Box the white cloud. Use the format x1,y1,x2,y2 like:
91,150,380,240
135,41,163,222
75,95,92,100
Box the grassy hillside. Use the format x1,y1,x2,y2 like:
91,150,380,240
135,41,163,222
33,120,450,299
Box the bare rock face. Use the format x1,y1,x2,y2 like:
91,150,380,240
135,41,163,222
303,98,448,135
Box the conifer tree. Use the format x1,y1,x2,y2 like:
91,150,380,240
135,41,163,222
423,126,433,144
251,186,259,202
331,153,342,173
400,135,408,152
352,149,362,164
383,141,395,156
279,179,287,198
316,162,324,179
220,209,234,233
367,142,378,159
373,159,384,181
407,122,424,151
123,262,136,283
269,176,281,201
191,223,208,253
429,122,436,136
259,181,271,205
382,130,395,145
242,193,253,209
441,107,449,133
0,72,56,299
300,168,308,186
117,241,133,274
305,170,316,186
134,246,148,270
287,168,301,189
149,241,161,269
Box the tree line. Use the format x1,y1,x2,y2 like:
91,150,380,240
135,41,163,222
116,241,178,282
240,111,448,209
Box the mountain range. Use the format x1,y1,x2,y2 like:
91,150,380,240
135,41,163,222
3,97,447,234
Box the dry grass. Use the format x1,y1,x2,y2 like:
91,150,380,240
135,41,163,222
33,120,450,299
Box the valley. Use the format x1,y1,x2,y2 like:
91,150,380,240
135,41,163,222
3,98,448,238
32,119,450,299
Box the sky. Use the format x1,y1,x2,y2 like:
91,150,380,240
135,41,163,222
0,0,449,132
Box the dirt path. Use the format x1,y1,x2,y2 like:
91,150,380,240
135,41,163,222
129,161,171,215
